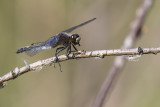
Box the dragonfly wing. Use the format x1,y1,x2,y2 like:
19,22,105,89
62,18,96,33
31,42,44,46
25,49,39,57
17,42,52,57
44,34,60,48
25,42,45,56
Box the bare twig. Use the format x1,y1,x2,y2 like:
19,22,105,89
0,47,159,89
92,0,154,107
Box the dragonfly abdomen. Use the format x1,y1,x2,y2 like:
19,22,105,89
16,47,30,53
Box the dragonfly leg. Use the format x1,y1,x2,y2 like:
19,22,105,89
55,46,66,61
71,43,78,52
71,43,80,59
55,47,66,56
55,47,66,72
66,44,71,57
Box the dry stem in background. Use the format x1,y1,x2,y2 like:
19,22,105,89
92,0,154,107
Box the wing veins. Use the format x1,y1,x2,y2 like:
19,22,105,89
62,18,96,33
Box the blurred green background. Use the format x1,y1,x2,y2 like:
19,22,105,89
0,0,160,107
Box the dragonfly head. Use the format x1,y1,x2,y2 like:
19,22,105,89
71,34,81,46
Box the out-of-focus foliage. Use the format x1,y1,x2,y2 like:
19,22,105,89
0,0,160,107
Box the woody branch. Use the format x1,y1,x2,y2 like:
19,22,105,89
0,46,159,89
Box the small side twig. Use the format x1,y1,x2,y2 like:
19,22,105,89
0,47,160,89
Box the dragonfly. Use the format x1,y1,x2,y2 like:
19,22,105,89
16,18,96,71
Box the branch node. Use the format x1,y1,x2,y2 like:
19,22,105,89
97,52,105,58
24,60,30,70
153,52,157,55
138,46,144,55
0,81,7,89
11,67,20,79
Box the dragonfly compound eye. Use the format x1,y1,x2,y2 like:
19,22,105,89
71,34,81,45
76,36,81,43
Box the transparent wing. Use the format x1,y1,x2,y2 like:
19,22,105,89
25,49,39,57
24,42,52,56
62,18,96,33
31,42,44,46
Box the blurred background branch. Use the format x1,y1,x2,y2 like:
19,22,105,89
92,0,154,107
